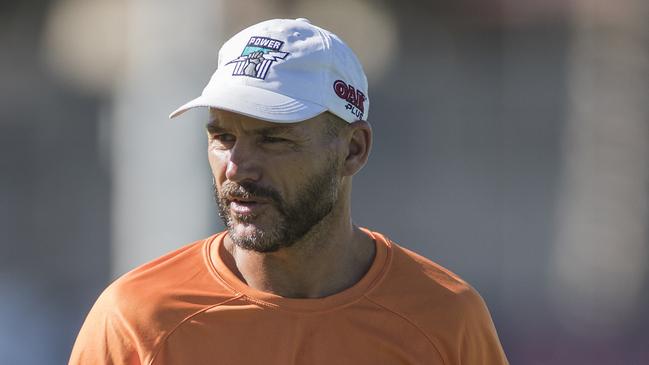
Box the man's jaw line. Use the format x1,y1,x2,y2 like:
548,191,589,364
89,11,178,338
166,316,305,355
227,199,345,259
223,204,364,299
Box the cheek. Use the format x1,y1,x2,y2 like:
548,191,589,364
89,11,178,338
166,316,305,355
207,150,229,179
275,155,324,192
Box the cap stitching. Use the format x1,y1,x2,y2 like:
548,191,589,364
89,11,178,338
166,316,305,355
317,27,331,113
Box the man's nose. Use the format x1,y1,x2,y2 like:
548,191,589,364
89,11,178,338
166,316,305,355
225,141,262,182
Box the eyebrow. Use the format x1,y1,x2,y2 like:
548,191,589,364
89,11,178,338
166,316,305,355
205,123,227,134
255,125,295,136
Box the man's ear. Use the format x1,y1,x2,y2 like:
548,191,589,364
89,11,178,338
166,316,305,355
342,120,372,176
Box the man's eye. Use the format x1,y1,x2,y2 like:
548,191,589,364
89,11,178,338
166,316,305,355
261,136,287,143
211,133,236,145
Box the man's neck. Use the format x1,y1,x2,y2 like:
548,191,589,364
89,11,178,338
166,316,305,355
222,214,376,299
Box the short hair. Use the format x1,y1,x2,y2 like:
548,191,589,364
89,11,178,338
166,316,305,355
323,112,349,140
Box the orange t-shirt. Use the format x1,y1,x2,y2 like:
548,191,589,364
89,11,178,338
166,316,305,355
69,229,508,364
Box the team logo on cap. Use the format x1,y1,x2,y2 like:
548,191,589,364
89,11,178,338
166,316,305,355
225,37,289,80
333,80,366,120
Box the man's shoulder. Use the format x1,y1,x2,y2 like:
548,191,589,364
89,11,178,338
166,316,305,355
71,234,243,363
91,234,236,335
375,238,479,303
367,235,490,332
110,236,211,294
365,234,507,363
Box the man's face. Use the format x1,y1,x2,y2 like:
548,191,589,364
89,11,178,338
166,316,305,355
207,109,344,253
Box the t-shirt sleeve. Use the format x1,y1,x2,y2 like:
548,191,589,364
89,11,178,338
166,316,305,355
457,288,509,365
68,285,144,365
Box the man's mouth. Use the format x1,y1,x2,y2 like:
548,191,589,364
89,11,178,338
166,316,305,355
229,196,264,204
229,197,267,215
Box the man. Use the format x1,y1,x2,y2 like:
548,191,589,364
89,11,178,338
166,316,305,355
69,18,508,364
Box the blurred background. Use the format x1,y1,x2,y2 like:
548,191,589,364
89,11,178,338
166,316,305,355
1,0,648,363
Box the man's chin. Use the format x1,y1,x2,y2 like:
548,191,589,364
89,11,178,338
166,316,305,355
229,221,261,235
227,222,282,253
228,221,271,241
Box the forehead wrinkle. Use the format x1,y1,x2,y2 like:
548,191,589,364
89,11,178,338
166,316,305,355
207,109,323,140
254,125,301,137
207,117,306,138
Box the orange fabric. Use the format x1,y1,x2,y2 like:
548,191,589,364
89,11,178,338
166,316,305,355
69,229,508,364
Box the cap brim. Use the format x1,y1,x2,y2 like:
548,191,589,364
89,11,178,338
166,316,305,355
169,84,327,123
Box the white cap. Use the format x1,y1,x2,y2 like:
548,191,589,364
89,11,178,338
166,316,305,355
169,18,369,124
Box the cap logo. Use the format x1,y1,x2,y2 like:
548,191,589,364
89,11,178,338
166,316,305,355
225,36,289,80
333,80,365,120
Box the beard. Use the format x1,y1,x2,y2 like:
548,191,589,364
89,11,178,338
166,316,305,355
214,158,341,253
